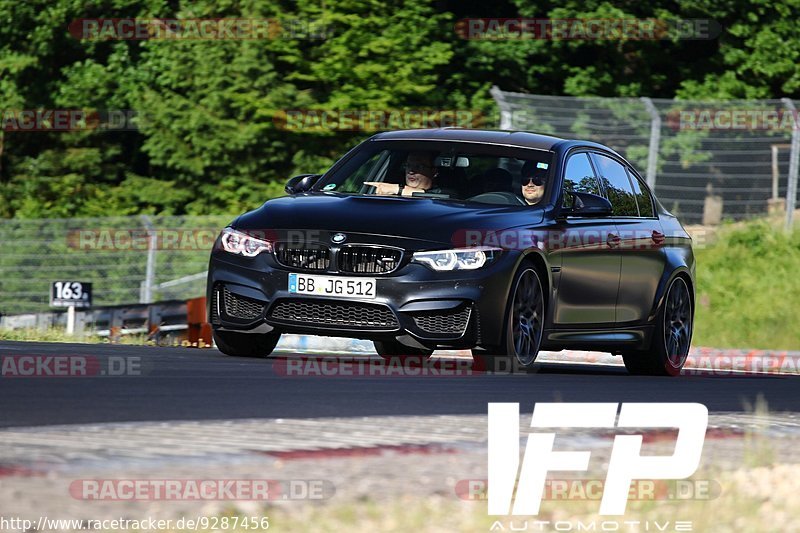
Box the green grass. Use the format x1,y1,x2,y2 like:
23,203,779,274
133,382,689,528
0,327,103,343
692,219,800,350
0,327,154,345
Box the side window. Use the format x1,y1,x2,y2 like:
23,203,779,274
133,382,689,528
562,153,601,207
627,170,655,217
346,150,389,191
591,153,639,217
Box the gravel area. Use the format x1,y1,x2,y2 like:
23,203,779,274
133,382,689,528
1,412,799,530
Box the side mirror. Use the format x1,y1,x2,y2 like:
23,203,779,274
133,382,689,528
563,191,613,217
285,174,322,195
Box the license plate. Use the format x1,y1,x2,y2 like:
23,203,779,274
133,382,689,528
288,273,376,299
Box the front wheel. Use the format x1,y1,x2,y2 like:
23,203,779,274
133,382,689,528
472,266,545,372
622,276,693,376
213,329,281,358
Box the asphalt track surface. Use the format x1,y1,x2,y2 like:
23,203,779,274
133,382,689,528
1,340,798,428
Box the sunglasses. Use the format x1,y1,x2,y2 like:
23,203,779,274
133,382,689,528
523,176,546,186
404,163,433,173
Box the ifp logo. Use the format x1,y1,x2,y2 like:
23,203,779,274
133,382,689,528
488,403,708,516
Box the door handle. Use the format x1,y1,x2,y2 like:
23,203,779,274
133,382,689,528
652,230,666,245
606,233,621,248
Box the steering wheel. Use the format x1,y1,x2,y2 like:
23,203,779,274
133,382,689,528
467,191,528,206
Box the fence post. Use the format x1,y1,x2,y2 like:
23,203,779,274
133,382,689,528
782,98,799,230
66,305,76,335
140,215,157,303
640,97,661,190
490,85,514,130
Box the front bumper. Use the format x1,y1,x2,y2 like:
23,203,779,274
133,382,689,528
207,248,517,349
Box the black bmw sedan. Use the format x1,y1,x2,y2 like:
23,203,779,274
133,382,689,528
207,128,695,376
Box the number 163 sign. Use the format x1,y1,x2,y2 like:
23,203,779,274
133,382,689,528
50,281,92,308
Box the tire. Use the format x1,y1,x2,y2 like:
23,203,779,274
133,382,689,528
213,329,281,358
622,276,693,376
373,340,433,364
471,266,545,372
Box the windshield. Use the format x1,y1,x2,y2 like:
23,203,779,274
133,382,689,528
315,140,554,206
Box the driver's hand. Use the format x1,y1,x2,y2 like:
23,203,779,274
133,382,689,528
363,182,400,196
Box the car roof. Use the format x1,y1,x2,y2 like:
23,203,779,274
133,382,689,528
371,128,620,157
372,128,563,150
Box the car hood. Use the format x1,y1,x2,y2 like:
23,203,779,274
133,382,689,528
232,193,545,247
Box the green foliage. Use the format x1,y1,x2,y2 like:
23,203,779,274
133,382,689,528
0,0,799,217
693,220,800,349
676,0,800,98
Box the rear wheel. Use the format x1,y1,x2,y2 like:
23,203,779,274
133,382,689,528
213,329,281,358
472,266,545,372
373,340,433,364
622,276,693,376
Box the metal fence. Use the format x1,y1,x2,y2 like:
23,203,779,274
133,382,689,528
0,215,233,315
491,87,800,228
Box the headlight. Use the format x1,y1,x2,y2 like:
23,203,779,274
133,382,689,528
219,228,272,257
412,247,501,271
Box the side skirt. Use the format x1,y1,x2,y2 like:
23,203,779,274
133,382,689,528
541,326,654,352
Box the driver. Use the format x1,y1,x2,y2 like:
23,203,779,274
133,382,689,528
364,151,439,196
520,161,546,205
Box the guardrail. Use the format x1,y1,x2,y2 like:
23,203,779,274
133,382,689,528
0,297,213,346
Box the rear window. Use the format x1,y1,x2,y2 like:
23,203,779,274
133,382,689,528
627,170,655,217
